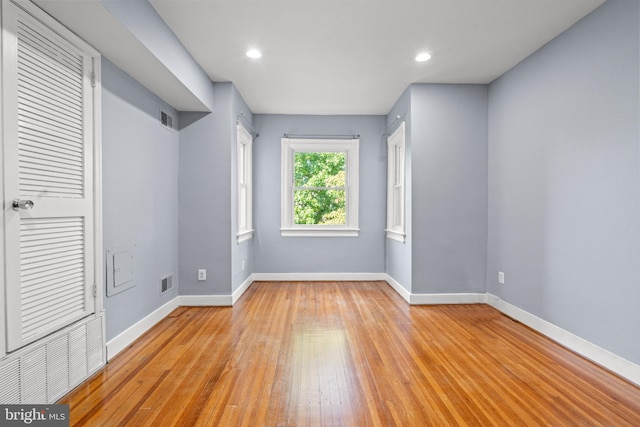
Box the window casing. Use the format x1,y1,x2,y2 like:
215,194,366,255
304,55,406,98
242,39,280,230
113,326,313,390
386,122,406,242
281,138,359,237
237,123,253,243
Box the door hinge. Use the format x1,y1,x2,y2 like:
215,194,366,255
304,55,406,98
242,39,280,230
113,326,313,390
90,72,96,88
93,284,97,297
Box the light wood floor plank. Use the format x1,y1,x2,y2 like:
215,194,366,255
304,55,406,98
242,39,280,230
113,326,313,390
60,281,640,426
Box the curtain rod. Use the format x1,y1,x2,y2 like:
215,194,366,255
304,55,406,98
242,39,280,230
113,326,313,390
237,112,259,138
283,133,359,140
384,114,405,137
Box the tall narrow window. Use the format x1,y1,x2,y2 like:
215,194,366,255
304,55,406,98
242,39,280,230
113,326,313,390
237,123,253,242
386,122,405,242
281,138,359,237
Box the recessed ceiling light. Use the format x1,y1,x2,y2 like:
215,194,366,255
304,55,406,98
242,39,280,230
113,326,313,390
246,49,262,59
415,52,431,62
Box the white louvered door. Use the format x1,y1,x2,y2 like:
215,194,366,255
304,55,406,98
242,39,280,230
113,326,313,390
2,1,96,351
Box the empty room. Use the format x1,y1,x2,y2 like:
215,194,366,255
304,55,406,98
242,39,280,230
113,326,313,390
1,0,640,425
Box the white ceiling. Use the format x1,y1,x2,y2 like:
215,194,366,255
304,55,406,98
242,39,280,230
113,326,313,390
34,0,605,115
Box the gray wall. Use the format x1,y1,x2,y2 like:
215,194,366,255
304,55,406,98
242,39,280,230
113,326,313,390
102,59,179,340
385,88,412,291
411,84,488,295
179,82,255,295
487,0,640,364
253,115,387,274
179,83,232,296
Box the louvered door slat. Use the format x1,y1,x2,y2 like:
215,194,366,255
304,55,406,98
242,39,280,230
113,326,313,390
17,16,83,69
16,9,86,202
20,143,84,166
18,78,83,114
18,85,84,126
4,1,96,351
23,303,85,340
22,180,84,192
18,75,82,116
23,286,84,314
21,248,83,267
21,272,84,300
20,125,83,155
19,218,85,310
19,113,83,142
17,61,82,108
22,258,83,282
19,170,84,188
22,242,83,258
18,51,83,96
19,103,84,136
17,20,84,84
19,158,83,176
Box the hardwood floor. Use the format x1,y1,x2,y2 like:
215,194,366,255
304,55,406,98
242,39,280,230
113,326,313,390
61,281,640,426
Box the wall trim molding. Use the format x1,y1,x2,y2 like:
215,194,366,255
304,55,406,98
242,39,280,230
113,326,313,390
232,273,255,304
487,294,640,387
383,274,411,303
106,297,179,361
253,272,387,282
179,294,233,306
410,292,487,305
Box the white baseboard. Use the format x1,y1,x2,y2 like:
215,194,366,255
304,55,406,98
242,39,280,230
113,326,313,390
179,294,233,306
410,293,487,305
253,272,387,282
383,274,411,302
382,274,486,305
106,297,179,361
105,279,256,362
232,273,255,304
487,294,640,387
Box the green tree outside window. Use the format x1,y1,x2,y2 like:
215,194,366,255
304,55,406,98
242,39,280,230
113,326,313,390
293,152,346,224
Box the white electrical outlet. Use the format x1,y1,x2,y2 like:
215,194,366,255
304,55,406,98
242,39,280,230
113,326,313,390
241,260,245,271
498,271,505,284
198,269,207,281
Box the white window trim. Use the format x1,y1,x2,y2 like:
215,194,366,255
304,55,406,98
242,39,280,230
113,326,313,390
386,122,406,243
281,138,359,237
237,123,254,243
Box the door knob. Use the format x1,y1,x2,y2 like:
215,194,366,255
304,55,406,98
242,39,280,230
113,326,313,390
12,199,34,211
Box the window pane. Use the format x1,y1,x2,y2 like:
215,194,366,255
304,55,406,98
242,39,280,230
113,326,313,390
294,152,345,187
294,189,346,224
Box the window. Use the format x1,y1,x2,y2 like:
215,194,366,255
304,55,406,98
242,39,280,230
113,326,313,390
281,138,359,237
237,123,254,242
386,122,406,242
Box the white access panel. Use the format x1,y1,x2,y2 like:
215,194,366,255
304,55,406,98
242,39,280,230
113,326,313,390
106,245,135,296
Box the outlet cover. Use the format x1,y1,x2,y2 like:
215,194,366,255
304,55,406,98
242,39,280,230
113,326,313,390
498,271,505,284
198,269,207,281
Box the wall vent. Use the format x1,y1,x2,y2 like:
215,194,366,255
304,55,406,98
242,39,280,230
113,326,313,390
160,110,174,130
160,274,173,295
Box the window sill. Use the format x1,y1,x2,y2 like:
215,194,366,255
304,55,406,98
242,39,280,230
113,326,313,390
281,228,359,238
237,229,254,243
385,229,406,243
